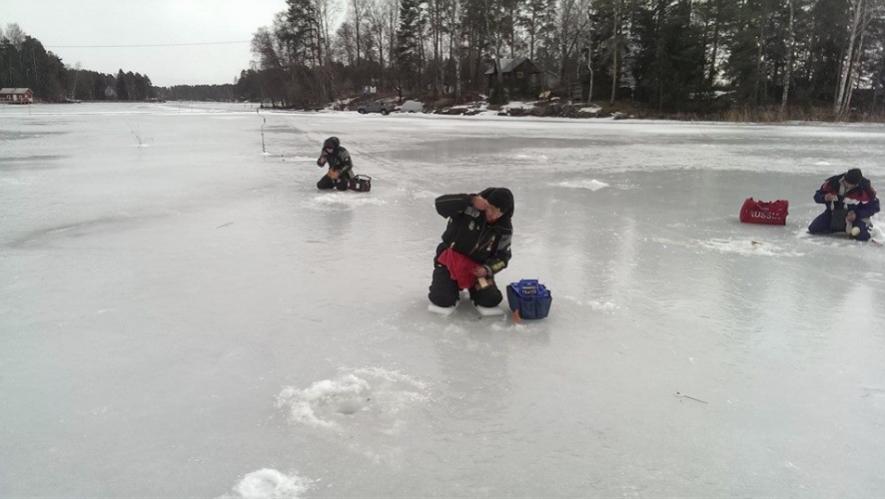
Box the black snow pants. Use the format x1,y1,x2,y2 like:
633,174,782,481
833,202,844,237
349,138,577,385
807,210,872,241
317,175,349,190
428,265,503,308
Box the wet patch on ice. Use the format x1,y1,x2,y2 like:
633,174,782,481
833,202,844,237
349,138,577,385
276,367,429,431
433,321,510,356
220,468,312,499
0,130,68,141
863,271,885,285
513,153,549,162
861,386,885,411
861,386,885,398
284,155,319,163
553,179,610,191
0,154,65,167
7,215,148,248
0,177,32,186
304,193,386,210
698,238,805,257
795,224,885,248
409,189,439,200
612,181,639,190
654,236,805,257
441,323,468,335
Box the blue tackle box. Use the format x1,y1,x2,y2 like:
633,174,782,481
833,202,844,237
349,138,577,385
506,279,552,320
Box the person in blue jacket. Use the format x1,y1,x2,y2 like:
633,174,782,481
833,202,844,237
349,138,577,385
808,168,879,241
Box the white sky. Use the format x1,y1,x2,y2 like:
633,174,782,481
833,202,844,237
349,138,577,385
1,0,292,86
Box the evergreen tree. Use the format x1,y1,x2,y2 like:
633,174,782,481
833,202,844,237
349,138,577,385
0,38,16,88
116,70,129,100
235,69,264,101
284,0,323,66
633,0,705,111
396,0,421,92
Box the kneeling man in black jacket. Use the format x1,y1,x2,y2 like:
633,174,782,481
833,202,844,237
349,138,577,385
429,188,514,314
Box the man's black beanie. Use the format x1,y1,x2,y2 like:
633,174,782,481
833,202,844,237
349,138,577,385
845,168,864,185
481,187,514,215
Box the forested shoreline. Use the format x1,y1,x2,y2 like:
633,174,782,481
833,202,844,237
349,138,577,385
0,24,156,102
235,0,885,121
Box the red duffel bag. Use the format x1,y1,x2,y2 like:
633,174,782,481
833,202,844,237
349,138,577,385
739,198,789,225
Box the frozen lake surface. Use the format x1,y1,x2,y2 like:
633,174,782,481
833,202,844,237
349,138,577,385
2,103,884,498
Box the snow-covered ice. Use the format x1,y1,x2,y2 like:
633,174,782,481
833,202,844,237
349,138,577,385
2,102,885,497
221,468,313,499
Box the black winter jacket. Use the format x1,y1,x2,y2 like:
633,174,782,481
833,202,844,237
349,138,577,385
434,194,512,274
317,146,354,179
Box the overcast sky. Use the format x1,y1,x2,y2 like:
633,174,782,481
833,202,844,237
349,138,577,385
2,0,293,86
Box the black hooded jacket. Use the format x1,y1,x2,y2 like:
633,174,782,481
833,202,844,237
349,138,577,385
434,191,513,274
317,137,354,178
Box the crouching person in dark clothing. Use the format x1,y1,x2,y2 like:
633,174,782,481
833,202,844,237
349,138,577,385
808,168,879,241
316,136,354,190
429,188,514,313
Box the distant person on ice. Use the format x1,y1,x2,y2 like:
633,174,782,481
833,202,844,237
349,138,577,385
429,188,514,313
316,136,353,190
808,168,879,241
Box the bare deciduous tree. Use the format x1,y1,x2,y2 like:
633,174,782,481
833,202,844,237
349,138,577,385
780,0,795,115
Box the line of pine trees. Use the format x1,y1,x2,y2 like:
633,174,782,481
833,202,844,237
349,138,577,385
0,24,155,102
238,0,885,119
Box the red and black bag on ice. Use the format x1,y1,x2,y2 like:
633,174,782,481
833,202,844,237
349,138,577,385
739,198,789,225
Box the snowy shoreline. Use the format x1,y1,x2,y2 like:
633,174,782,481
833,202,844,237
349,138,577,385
6,101,885,129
